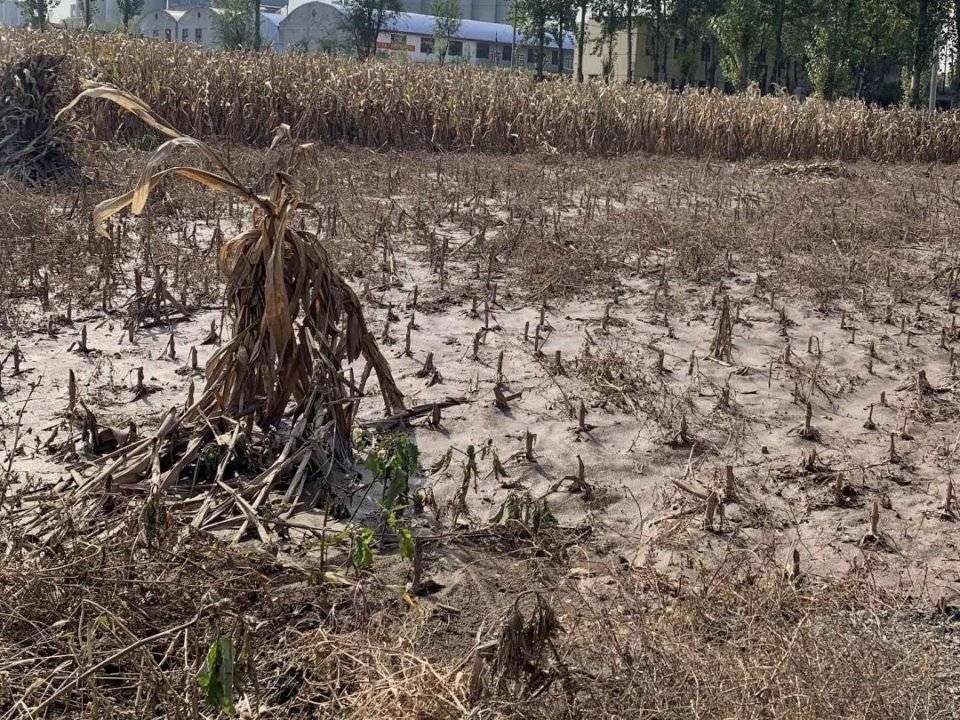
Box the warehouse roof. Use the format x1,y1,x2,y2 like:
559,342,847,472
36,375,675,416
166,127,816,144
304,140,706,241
287,1,573,49
384,11,573,49
144,6,285,25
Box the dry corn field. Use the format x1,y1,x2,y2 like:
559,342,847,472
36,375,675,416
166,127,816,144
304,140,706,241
1,45,960,720
4,28,960,162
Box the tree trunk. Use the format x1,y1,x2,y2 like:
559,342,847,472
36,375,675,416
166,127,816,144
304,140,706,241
655,0,667,82
254,0,262,50
537,31,545,80
766,0,785,92
626,0,634,83
910,0,931,108
557,18,565,76
738,34,750,91
953,0,960,91
576,2,587,82
606,31,615,83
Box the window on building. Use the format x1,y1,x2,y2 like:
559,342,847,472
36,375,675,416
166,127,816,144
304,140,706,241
420,36,433,54
448,40,462,56
197,11,201,17
182,27,189,41
476,42,490,59
390,32,406,49
164,28,171,41
195,27,202,42
500,43,512,62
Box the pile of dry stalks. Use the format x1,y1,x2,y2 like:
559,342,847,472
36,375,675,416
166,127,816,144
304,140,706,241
6,82,404,547
0,53,78,187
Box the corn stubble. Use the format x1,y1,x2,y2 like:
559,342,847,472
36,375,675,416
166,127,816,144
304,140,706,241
1,48,959,718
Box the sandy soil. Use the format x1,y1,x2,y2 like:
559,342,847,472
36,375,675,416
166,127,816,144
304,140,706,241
1,155,958,609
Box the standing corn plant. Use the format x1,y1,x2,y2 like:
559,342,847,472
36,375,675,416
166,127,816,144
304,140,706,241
33,82,406,541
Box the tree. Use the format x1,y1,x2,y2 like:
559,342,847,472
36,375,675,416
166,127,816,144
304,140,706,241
17,0,59,29
339,0,404,60
78,0,96,27
952,0,960,91
849,0,911,105
591,0,625,81
906,0,947,107
546,0,576,75
431,0,462,64
667,0,725,89
643,0,669,82
514,0,550,79
116,0,143,31
254,0,262,50
574,0,590,80
214,0,255,50
712,0,768,90
807,0,859,99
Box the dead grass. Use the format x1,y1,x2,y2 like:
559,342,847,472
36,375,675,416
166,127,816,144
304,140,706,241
1,515,955,719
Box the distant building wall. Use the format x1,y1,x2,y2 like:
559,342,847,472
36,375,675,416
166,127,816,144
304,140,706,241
0,0,23,26
134,0,571,73
137,6,277,49
139,9,183,43
375,27,572,72
67,0,123,29
278,1,348,53
582,19,721,88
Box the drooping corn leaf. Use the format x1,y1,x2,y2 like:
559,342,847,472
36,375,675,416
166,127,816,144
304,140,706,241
197,634,236,717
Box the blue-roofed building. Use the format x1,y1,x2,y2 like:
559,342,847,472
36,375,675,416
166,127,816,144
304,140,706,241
278,0,573,73
133,0,574,73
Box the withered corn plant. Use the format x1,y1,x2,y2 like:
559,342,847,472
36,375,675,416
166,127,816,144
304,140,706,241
4,29,960,162
14,82,404,543
0,53,79,187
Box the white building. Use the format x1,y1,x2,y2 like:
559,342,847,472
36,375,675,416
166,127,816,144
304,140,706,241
375,9,573,71
134,0,574,73
0,0,24,27
66,0,125,29
277,0,573,71
68,0,283,31
138,5,280,48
